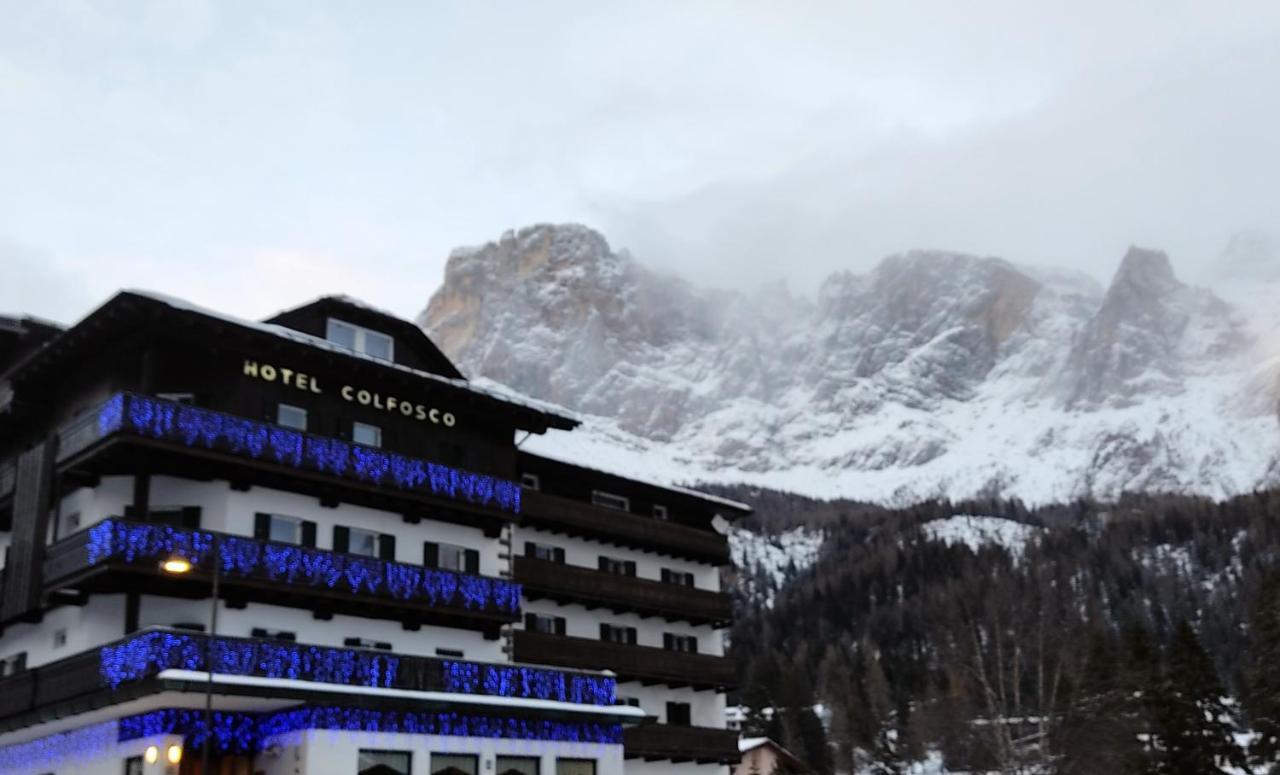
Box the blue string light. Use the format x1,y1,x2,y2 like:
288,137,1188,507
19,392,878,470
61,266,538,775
116,706,624,751
0,706,623,772
85,519,522,613
98,632,616,705
95,393,522,513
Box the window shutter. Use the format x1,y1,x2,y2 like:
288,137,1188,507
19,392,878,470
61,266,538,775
124,504,139,519
301,520,317,548
598,556,609,571
253,513,271,540
625,561,636,577
180,506,202,529
661,569,671,584
688,637,698,654
423,541,439,569
379,534,396,561
525,614,537,631
525,541,536,558
664,633,673,650
464,549,480,575
553,547,565,564
627,628,637,645
599,623,609,641
554,617,566,636
333,526,350,553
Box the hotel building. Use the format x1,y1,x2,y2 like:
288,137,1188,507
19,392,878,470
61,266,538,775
0,293,745,775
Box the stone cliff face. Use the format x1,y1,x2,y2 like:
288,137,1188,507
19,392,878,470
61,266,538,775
419,224,1279,505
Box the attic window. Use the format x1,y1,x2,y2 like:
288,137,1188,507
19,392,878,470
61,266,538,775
326,318,394,361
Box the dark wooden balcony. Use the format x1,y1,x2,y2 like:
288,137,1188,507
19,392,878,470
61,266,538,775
515,557,732,626
520,490,730,565
624,723,741,764
43,519,521,634
512,631,737,690
0,629,619,731
53,393,521,536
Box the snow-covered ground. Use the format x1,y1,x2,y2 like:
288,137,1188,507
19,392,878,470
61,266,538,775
920,515,1042,559
728,526,825,607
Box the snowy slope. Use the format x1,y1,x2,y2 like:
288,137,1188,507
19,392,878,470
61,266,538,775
423,224,1280,506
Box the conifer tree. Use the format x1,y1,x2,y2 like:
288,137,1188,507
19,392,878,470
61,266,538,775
1245,570,1280,767
1148,621,1247,774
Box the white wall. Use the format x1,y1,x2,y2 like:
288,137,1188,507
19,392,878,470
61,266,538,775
57,476,503,575
0,595,126,668
512,526,720,591
137,597,502,662
521,600,723,656
626,760,729,775
614,684,727,728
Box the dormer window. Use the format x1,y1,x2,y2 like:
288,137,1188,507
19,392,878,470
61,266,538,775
326,318,394,361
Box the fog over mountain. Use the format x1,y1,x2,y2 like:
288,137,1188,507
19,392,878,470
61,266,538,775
419,224,1280,506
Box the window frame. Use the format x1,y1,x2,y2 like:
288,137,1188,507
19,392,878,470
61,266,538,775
276,403,308,431
327,318,395,361
352,421,382,448
652,504,669,520
520,473,541,490
591,490,630,511
347,526,381,558
267,514,303,545
430,752,479,775
495,754,541,775
358,748,412,775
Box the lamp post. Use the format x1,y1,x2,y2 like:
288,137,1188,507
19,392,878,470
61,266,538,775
163,532,220,775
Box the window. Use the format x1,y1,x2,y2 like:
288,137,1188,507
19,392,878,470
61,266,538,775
348,527,380,558
617,696,641,708
334,525,394,560
652,504,669,520
664,633,698,653
426,541,478,573
353,421,382,448
266,514,301,544
525,613,566,635
53,629,67,648
525,542,564,563
496,756,540,775
520,473,540,490
598,556,636,577
359,750,411,775
250,627,297,641
431,753,478,775
345,637,393,651
661,569,695,588
157,392,196,404
277,403,308,430
327,318,395,361
600,624,637,645
0,652,27,677
435,648,464,658
124,756,144,775
556,760,596,775
591,490,629,511
666,701,692,726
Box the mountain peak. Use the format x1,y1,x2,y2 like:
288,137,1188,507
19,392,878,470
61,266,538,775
1109,246,1179,298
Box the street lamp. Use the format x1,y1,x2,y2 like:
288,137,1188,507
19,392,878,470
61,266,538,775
161,533,220,775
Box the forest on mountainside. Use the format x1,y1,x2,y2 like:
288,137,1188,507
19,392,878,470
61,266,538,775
710,486,1280,774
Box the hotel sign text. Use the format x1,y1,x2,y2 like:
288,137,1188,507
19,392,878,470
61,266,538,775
243,360,457,427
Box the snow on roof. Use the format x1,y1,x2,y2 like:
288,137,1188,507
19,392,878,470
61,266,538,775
518,439,753,513
156,669,648,721
123,290,578,426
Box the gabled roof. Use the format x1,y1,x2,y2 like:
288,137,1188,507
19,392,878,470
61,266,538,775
264,295,465,380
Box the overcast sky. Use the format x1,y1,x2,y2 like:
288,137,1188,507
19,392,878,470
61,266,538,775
3,1,1279,324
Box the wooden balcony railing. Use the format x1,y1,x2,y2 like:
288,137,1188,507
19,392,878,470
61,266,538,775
624,723,741,764
520,490,730,565
515,557,732,625
43,519,522,630
0,628,618,725
55,392,522,515
512,631,737,690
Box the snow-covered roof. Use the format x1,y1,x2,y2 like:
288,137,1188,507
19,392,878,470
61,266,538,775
520,443,752,513
738,736,771,753
123,290,579,427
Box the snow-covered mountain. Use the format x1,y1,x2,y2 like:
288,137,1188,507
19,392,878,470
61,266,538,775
419,224,1280,505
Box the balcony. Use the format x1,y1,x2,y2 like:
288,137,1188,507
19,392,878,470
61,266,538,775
54,393,522,532
512,631,737,690
520,490,730,565
624,723,741,764
43,519,521,633
0,629,619,730
515,557,732,626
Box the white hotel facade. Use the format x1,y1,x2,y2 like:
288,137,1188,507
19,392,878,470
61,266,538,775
0,293,744,775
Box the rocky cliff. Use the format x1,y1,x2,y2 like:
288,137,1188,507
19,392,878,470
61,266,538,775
419,224,1280,505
